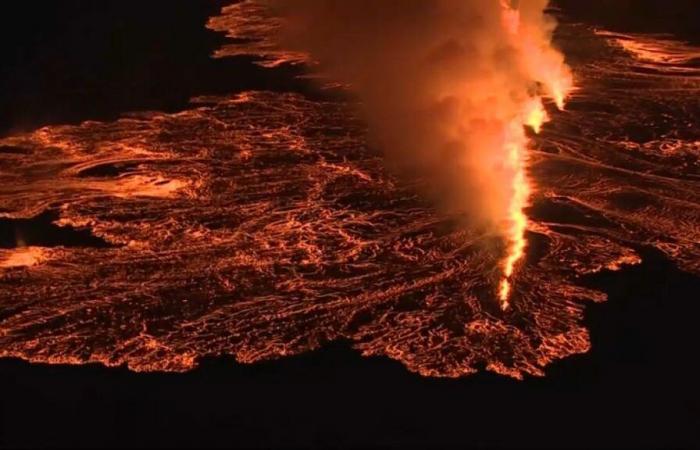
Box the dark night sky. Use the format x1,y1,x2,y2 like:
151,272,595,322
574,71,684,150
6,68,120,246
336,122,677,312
0,1,316,137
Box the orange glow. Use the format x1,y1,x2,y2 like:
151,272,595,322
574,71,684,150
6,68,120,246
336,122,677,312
596,30,700,66
500,0,521,35
525,98,549,134
0,247,46,268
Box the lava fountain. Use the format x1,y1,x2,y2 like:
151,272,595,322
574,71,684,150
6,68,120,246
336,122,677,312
497,0,573,309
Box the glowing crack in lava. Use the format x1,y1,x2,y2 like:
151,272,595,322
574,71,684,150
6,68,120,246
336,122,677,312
1,2,700,379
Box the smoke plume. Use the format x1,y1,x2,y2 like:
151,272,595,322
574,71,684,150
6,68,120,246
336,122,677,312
261,0,573,303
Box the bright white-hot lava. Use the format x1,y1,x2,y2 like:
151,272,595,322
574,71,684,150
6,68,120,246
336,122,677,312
497,0,573,309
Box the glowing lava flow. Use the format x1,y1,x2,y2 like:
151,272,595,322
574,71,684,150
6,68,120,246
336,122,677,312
497,0,572,309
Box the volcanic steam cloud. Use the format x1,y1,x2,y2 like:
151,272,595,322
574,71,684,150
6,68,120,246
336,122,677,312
263,0,574,307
